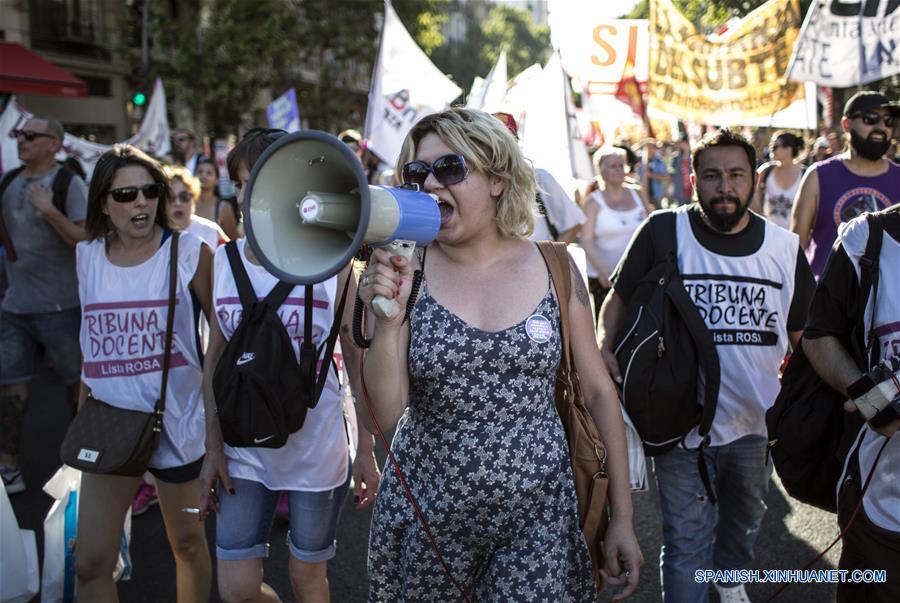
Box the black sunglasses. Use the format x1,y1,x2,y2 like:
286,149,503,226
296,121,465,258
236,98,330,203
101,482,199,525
402,154,468,188
12,129,57,142
850,111,895,128
108,183,166,203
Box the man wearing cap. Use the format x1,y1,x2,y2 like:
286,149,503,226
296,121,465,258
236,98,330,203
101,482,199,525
0,116,87,495
791,91,899,278
807,136,832,167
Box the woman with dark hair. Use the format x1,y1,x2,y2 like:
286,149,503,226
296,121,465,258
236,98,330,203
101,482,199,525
752,131,806,229
198,128,380,603
74,144,213,601
195,157,241,240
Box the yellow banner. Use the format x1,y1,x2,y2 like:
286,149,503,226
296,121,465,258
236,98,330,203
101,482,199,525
649,0,804,124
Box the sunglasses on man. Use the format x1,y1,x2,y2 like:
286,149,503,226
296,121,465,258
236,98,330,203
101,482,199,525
401,154,468,189
107,183,166,203
849,111,896,128
12,129,57,142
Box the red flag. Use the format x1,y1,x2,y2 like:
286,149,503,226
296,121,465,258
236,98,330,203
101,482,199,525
614,33,653,137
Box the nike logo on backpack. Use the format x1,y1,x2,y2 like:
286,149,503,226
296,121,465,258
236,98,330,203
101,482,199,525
236,352,256,366
253,435,275,444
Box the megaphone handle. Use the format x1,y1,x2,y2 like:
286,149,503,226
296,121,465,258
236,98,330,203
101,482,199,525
371,240,417,319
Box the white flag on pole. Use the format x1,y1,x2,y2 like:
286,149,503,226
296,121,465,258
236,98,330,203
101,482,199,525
520,53,591,198
787,0,900,87
363,1,461,166
466,50,508,112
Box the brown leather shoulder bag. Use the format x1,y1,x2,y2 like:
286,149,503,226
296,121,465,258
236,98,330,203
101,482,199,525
537,240,610,592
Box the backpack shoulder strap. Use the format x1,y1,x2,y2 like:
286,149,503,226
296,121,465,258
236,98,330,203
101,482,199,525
648,210,678,268
225,241,259,311
51,166,75,215
857,213,884,368
0,167,25,202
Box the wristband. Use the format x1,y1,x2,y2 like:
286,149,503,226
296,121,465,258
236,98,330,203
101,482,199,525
847,373,875,400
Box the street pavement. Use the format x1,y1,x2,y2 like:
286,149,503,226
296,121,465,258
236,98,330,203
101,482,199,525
11,375,840,602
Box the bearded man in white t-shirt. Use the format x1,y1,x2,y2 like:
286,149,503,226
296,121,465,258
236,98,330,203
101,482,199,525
599,129,816,603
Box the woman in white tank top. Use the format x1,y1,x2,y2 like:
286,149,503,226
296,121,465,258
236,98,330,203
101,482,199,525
580,147,650,318
751,131,805,229
196,130,380,603
74,145,214,602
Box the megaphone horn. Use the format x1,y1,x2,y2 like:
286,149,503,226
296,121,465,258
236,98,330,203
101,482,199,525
243,130,441,318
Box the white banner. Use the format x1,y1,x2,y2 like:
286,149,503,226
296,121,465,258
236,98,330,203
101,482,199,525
363,1,461,166
1,78,171,180
788,0,900,87
466,50,508,113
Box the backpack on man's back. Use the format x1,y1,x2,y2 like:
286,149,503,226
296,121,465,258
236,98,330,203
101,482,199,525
613,211,721,457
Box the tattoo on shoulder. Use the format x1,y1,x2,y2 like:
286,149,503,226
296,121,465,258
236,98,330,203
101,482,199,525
568,256,591,308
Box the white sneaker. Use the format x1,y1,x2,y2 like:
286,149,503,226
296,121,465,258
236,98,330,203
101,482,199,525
715,583,751,603
0,464,25,495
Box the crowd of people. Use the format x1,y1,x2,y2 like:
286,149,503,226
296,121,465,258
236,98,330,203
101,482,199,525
0,88,897,603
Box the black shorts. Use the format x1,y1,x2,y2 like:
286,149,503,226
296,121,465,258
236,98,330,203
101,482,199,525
148,456,204,484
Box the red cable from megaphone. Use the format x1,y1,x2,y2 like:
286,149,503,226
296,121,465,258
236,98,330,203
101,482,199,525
356,269,476,603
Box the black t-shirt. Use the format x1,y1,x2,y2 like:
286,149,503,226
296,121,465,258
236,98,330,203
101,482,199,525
611,205,816,331
805,216,900,342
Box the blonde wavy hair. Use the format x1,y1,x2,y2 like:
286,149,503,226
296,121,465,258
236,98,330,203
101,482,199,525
163,165,201,201
396,108,536,238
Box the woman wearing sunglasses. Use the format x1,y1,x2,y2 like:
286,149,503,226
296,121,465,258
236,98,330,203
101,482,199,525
73,145,214,602
359,108,642,601
164,165,228,248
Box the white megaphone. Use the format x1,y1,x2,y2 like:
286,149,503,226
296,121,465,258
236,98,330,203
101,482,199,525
243,130,440,318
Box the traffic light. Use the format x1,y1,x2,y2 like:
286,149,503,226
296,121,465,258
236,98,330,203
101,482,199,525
128,66,150,109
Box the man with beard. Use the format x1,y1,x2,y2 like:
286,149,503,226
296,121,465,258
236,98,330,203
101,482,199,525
599,129,815,603
791,91,899,278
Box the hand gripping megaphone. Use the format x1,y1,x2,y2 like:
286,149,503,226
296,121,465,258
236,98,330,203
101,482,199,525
242,130,440,319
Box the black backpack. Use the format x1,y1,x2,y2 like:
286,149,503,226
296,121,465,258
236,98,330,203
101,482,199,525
766,212,886,513
212,242,347,448
614,211,721,476
0,164,75,216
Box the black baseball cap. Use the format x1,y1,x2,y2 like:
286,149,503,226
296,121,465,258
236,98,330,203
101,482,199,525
843,91,900,117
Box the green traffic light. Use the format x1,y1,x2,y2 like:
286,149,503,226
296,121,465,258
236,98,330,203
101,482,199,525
133,92,147,106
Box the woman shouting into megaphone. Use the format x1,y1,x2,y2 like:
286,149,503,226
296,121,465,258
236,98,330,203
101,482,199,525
358,108,643,602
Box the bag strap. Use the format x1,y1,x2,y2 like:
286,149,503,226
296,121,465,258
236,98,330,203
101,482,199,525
225,241,258,311
310,274,352,407
51,165,74,215
857,212,884,371
537,241,572,374
649,210,722,501
156,231,180,417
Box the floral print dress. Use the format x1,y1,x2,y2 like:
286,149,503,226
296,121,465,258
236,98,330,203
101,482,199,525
367,275,596,602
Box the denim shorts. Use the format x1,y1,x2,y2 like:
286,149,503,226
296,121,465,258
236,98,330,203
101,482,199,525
0,307,82,386
216,464,352,563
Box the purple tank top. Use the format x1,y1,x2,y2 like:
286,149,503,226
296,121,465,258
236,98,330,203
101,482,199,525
810,157,899,276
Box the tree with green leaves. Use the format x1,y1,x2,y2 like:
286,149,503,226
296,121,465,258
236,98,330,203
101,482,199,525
151,0,448,138
429,2,551,101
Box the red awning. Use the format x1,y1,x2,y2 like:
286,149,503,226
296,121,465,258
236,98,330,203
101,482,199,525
0,42,87,97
